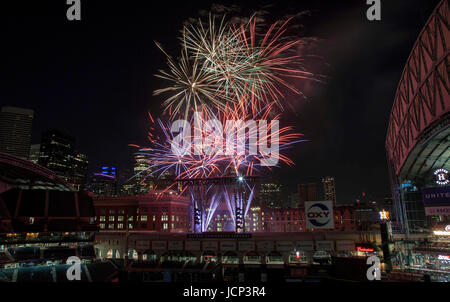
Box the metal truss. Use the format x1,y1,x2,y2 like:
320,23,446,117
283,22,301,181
386,0,449,176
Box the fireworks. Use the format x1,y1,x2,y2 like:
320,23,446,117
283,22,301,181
155,14,318,117
132,11,318,232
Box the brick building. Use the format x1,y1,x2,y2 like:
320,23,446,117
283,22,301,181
93,190,190,233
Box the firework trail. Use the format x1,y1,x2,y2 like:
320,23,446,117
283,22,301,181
155,13,320,118
133,11,321,232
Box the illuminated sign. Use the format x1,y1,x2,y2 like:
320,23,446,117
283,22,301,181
434,168,449,185
379,209,389,221
438,255,450,261
356,246,374,253
445,225,450,232
305,201,334,230
433,230,450,236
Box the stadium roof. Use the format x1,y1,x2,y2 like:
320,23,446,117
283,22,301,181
0,152,74,191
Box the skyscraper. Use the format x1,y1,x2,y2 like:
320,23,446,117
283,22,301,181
72,153,89,191
298,183,319,208
259,183,283,208
322,176,337,205
28,144,41,164
38,129,88,190
133,153,155,194
90,166,118,197
0,106,34,159
39,129,75,183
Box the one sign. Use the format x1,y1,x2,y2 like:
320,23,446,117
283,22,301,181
316,240,334,251
422,186,450,216
357,246,374,252
425,206,450,216
434,169,449,185
305,201,334,230
379,209,389,221
422,186,450,205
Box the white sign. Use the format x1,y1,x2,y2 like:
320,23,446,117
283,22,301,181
305,200,334,230
434,168,449,185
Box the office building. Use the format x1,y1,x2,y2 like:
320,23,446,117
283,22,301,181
28,144,41,164
322,177,337,205
0,106,34,159
259,183,283,208
298,183,319,208
38,129,88,190
72,153,89,191
90,166,118,197
39,129,76,182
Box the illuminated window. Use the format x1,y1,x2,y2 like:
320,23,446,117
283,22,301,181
141,215,147,221
117,223,124,229
153,215,156,221
108,224,114,229
128,216,133,221
171,223,174,229
163,223,168,230
176,216,179,221
100,223,105,229
118,216,124,222
128,223,133,229
109,216,115,221
109,209,115,214
161,215,168,221
100,216,106,222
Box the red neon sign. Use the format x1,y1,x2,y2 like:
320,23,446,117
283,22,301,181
356,246,374,252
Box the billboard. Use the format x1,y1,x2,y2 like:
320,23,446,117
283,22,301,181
305,200,334,230
422,186,450,216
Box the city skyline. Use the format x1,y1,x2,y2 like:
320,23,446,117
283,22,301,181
0,0,442,202
0,0,448,286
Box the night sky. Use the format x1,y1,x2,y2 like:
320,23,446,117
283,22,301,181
0,0,441,203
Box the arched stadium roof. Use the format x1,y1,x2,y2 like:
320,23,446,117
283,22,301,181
385,0,449,181
0,152,74,191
